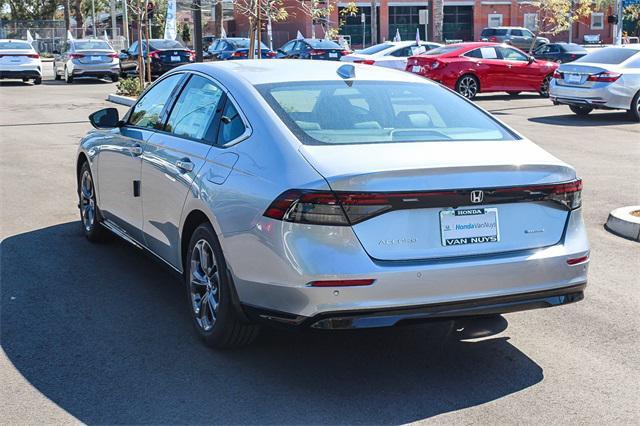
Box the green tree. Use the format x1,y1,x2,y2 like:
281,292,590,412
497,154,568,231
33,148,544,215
1,0,58,20
532,0,615,35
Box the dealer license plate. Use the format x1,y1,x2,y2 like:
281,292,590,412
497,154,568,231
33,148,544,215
565,73,582,84
329,52,338,58
91,56,101,61
440,208,500,246
171,55,181,62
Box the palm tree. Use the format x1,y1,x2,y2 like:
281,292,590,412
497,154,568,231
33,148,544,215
432,0,443,42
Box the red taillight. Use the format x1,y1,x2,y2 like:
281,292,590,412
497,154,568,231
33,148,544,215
108,53,118,58
567,255,589,265
232,51,247,58
587,71,621,83
266,51,277,57
148,50,160,59
308,279,375,287
354,59,375,65
553,70,562,79
264,180,583,226
489,36,498,42
341,50,350,56
69,53,84,59
28,53,40,59
309,49,324,56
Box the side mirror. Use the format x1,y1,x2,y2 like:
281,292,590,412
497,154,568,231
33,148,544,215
89,108,121,129
528,56,535,64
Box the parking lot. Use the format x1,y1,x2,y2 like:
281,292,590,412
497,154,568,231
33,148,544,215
1,66,639,424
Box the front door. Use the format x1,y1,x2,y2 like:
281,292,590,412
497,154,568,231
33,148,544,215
496,46,536,91
141,74,225,268
98,72,185,241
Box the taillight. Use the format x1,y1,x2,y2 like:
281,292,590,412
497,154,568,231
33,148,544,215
69,53,84,59
28,53,40,59
341,50,350,56
148,50,160,59
232,51,247,58
266,51,277,57
309,49,323,56
552,70,562,79
107,53,118,58
566,255,589,265
264,180,583,226
587,71,621,83
354,59,375,65
489,36,498,42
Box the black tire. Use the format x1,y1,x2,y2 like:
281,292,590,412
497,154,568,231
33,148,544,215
78,161,108,242
111,74,120,82
569,105,593,116
22,78,28,82
33,77,42,85
507,91,521,96
64,67,73,84
54,71,61,80
455,74,480,99
628,91,640,122
539,75,552,98
186,223,260,349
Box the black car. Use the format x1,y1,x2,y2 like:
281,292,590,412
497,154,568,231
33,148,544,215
533,43,587,63
207,37,276,60
119,39,194,77
276,38,347,60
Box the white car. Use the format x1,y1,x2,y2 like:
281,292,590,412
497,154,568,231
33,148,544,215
341,41,441,70
0,39,42,84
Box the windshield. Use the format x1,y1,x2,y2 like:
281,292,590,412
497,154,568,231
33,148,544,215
74,41,111,50
358,43,393,55
576,48,638,64
258,81,516,145
231,39,269,49
563,44,587,53
481,28,508,36
0,41,33,49
422,45,462,56
149,40,184,50
307,39,341,49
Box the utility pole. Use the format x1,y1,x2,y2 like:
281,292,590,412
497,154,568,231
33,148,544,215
123,0,130,46
370,0,377,45
193,0,203,62
568,0,573,43
614,0,624,45
257,1,262,59
92,0,97,37
137,0,144,89
145,0,152,83
110,0,117,38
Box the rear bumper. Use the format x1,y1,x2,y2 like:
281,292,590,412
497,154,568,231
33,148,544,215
550,81,632,110
0,69,41,79
244,282,586,329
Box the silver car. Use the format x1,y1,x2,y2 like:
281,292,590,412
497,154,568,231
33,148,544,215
53,38,120,83
550,46,640,121
77,60,589,348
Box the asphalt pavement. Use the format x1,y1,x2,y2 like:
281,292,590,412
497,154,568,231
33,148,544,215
1,65,639,424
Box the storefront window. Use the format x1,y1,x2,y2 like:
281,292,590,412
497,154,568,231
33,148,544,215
389,6,427,41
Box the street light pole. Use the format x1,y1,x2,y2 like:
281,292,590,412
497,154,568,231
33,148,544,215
123,0,130,46
92,0,97,37
193,0,203,62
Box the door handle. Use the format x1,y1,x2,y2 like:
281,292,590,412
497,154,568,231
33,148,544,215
176,158,194,173
129,144,143,156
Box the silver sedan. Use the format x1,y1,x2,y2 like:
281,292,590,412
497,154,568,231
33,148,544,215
53,38,120,83
550,46,640,121
77,60,589,348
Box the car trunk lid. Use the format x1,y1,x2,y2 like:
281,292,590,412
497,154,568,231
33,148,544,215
556,63,621,87
299,141,576,261
75,50,115,64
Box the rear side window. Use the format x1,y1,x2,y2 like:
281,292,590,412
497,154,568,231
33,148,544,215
218,101,247,145
464,49,482,58
258,81,516,145
511,30,523,36
481,28,496,36
423,45,462,56
129,74,184,129
165,75,224,141
576,48,638,64
359,43,393,55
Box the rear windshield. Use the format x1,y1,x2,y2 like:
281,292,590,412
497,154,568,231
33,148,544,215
74,41,111,50
576,48,638,64
421,45,462,56
481,28,508,36
358,43,393,55
230,39,269,49
257,81,516,145
562,44,587,53
149,40,184,50
0,41,32,49
307,39,341,49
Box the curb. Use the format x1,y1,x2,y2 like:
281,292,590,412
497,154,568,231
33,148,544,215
605,206,640,242
107,93,136,106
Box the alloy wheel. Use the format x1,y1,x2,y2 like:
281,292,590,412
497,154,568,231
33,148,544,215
79,170,96,232
458,76,478,99
189,239,220,332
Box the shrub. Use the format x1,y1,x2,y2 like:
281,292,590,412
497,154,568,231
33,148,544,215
116,77,143,98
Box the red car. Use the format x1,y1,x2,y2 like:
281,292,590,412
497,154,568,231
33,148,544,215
406,42,558,99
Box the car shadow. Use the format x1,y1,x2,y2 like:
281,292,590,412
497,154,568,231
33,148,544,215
1,222,544,424
476,93,543,101
0,81,36,87
529,111,638,126
42,78,114,86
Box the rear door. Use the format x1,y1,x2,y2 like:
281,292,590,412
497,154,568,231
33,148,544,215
475,46,504,90
98,73,186,241
141,73,225,267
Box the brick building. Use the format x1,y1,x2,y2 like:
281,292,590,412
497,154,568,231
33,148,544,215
228,0,616,49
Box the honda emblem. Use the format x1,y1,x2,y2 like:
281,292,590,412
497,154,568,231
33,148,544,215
470,190,484,204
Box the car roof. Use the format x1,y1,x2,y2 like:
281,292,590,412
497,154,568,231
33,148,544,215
184,59,435,86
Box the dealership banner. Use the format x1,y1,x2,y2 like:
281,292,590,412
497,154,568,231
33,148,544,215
164,0,177,40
